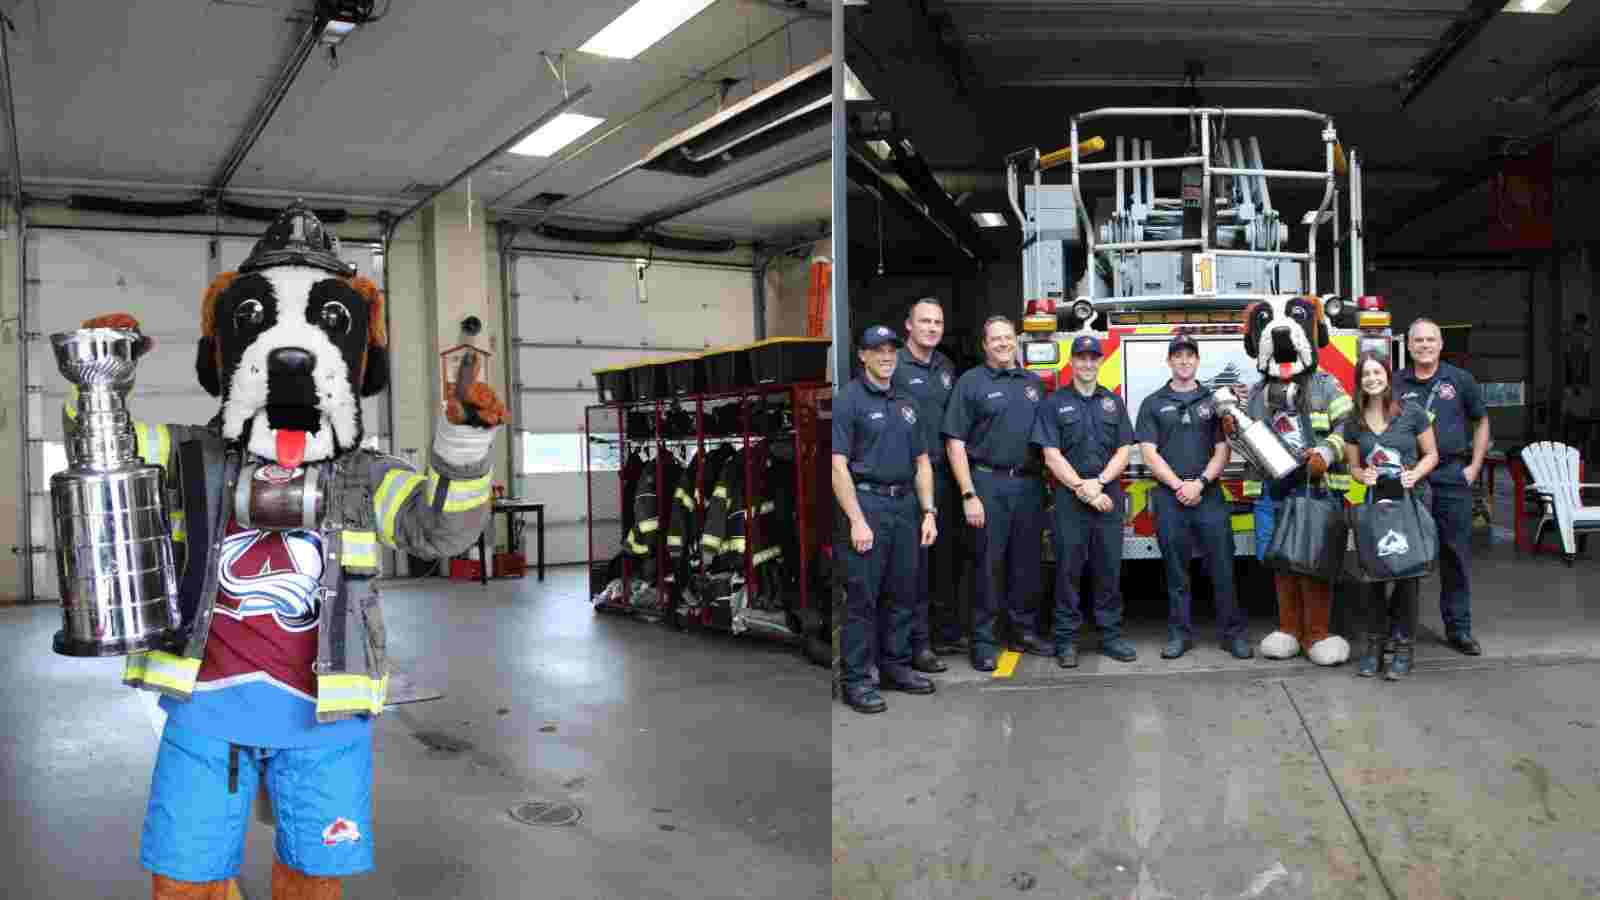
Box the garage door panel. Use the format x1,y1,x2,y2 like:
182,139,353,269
31,233,207,324
517,393,603,434
517,346,671,390
518,258,642,342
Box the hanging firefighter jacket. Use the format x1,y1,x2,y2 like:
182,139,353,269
623,452,685,559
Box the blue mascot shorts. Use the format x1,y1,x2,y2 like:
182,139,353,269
140,721,374,882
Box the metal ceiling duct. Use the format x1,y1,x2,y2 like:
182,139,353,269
637,53,866,178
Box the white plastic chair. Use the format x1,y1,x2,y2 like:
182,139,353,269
1519,440,1600,565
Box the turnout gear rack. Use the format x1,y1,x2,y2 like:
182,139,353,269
585,380,831,651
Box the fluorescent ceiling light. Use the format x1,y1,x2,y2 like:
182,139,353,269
972,212,1008,228
1503,0,1571,12
580,0,719,59
508,113,606,157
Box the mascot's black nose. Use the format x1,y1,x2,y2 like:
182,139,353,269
1270,326,1298,362
268,347,316,377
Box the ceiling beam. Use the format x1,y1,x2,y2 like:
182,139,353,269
1398,0,1506,109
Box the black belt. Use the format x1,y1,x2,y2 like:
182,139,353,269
855,481,912,497
973,463,1033,477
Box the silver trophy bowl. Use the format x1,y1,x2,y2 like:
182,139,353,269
49,328,182,657
1213,386,1300,482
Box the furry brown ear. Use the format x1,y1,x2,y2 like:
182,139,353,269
199,272,238,387
1241,301,1264,358
1304,295,1329,348
344,275,387,349
360,345,389,397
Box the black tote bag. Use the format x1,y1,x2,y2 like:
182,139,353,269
1350,491,1438,582
1262,477,1349,580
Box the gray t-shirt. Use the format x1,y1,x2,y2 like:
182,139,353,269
1341,400,1431,479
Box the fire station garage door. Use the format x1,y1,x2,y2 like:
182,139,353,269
512,252,755,567
23,229,386,602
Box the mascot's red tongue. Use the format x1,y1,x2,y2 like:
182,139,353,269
1279,361,1294,379
276,429,308,469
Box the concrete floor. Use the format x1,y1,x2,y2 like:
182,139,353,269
835,537,1600,899
2,568,831,899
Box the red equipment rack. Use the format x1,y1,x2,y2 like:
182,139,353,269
584,381,831,643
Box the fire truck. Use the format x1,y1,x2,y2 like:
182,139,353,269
1007,106,1395,561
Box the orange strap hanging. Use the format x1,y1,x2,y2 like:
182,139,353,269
806,258,831,338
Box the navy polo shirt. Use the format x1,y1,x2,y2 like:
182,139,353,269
942,364,1046,470
892,346,957,468
1135,383,1224,481
1394,361,1485,488
1031,384,1134,496
832,375,926,486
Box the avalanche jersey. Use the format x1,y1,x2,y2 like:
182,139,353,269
1271,410,1307,454
159,519,369,747
1366,443,1403,479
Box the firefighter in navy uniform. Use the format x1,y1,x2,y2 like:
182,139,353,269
1135,331,1252,661
943,316,1050,671
833,325,939,714
1031,335,1139,668
891,297,960,671
1395,317,1489,656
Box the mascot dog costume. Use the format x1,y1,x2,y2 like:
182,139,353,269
1226,294,1352,666
64,203,506,898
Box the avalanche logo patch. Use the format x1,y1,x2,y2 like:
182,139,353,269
1197,404,1213,420
1101,397,1116,413
909,377,925,386
1024,385,1040,402
215,529,324,632
1377,529,1410,558
1439,382,1457,401
254,463,300,485
941,372,953,389
901,405,917,425
322,818,362,846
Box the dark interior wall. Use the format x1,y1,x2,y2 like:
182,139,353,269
845,260,1024,374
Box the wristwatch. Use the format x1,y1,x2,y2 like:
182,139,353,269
923,508,936,517
1200,473,1213,486
962,491,976,501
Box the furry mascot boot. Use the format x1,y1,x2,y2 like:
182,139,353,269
1230,296,1353,667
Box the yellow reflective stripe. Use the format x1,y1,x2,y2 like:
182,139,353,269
700,534,725,551
757,501,775,514
65,384,79,421
624,532,650,554
317,673,388,715
666,535,684,547
675,488,694,510
123,651,200,694
1327,474,1352,490
342,530,378,569
712,485,728,500
1327,394,1353,420
723,536,748,552
1324,433,1346,455
170,509,187,543
638,517,659,534
752,546,782,565
373,470,426,546
1310,412,1331,430
134,422,170,469
438,471,491,513
1243,480,1262,498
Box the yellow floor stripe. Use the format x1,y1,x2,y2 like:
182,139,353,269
992,650,1021,679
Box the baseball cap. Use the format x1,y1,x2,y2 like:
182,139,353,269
1168,331,1199,355
1070,334,1103,357
859,325,903,349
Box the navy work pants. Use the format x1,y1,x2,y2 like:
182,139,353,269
839,491,919,689
1425,484,1474,638
1151,486,1245,641
906,465,964,651
1050,487,1125,648
969,469,1045,651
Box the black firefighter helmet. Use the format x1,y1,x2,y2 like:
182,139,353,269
238,200,356,277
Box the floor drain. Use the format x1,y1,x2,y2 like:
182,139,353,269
510,801,583,827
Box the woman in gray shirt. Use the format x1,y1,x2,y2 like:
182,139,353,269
1342,352,1439,680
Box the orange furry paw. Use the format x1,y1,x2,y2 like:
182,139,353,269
447,381,508,428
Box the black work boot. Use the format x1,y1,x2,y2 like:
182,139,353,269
912,648,947,673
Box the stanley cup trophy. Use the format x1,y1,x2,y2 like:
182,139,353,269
1213,386,1300,482
48,327,181,657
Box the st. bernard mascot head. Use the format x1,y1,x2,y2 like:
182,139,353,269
196,202,388,468
1242,294,1328,382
